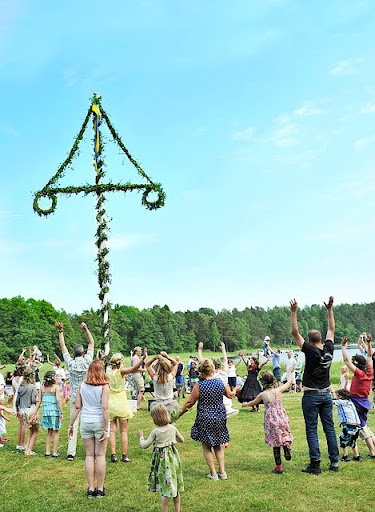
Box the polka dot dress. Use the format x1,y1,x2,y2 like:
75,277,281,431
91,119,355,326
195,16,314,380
191,378,230,446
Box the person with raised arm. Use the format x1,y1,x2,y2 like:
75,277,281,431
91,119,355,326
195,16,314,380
146,352,180,417
55,321,94,461
342,334,375,458
237,352,269,411
131,346,147,410
290,296,339,474
242,367,294,474
357,332,368,357
106,349,147,463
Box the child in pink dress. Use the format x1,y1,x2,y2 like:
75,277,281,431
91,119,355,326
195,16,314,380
242,368,294,474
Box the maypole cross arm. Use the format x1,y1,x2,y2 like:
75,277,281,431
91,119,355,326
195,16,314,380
33,94,166,353
33,94,165,216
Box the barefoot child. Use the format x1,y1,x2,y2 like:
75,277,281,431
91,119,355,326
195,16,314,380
242,368,294,474
34,371,63,457
15,367,40,456
0,401,15,446
137,404,184,512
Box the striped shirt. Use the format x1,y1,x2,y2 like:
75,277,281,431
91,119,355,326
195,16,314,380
334,399,360,426
63,351,93,402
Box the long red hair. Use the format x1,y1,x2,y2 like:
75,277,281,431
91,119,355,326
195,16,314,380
85,360,109,386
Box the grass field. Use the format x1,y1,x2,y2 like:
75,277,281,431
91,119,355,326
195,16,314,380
1,360,374,512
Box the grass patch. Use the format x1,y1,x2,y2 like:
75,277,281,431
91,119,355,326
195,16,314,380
1,361,373,511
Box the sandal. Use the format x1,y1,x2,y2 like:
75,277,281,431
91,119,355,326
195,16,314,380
110,454,118,463
52,453,61,458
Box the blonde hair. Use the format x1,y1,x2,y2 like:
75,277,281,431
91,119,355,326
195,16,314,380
154,359,172,384
150,404,170,426
341,364,348,374
22,367,35,385
198,359,215,380
108,353,123,367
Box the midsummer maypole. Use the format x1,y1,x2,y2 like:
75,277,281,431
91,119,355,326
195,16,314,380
33,93,165,354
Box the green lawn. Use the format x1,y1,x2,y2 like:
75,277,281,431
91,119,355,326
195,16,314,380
1,361,374,512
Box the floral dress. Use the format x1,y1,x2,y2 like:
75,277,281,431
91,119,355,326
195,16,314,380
264,390,293,448
141,424,184,498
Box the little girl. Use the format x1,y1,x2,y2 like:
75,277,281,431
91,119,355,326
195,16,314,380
242,369,294,474
34,371,63,457
137,404,184,512
15,367,40,456
339,365,350,390
62,376,71,405
0,400,15,446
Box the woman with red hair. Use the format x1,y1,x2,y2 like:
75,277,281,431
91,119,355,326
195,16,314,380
68,360,109,498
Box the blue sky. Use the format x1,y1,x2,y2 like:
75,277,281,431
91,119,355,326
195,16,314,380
1,0,375,314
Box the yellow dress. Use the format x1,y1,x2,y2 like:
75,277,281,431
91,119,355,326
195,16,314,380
107,367,134,421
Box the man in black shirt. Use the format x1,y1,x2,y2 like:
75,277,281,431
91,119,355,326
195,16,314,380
290,296,339,474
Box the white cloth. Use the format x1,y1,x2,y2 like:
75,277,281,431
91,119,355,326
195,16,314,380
153,374,174,401
227,366,237,378
79,382,104,423
12,376,23,413
0,373,5,401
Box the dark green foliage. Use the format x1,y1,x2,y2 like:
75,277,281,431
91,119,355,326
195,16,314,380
1,296,375,363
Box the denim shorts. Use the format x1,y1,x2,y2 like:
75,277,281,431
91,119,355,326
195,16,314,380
80,421,108,439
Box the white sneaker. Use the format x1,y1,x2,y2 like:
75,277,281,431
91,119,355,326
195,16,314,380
16,445,25,451
207,473,219,480
0,444,4,448
218,471,228,479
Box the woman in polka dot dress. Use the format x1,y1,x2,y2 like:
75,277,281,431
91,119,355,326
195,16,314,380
177,359,239,480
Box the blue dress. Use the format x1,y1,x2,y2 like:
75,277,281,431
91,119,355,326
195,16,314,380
41,393,61,430
191,378,229,446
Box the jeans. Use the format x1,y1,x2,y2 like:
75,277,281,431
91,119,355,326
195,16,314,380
273,367,281,382
302,391,339,463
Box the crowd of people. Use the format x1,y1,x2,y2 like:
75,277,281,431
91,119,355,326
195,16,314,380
1,297,375,511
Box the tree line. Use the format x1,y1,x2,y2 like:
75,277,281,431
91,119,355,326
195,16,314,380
1,296,375,363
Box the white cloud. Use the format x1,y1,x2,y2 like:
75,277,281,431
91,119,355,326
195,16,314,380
232,127,255,141
271,122,299,148
355,134,375,151
361,103,375,114
293,101,323,118
329,58,363,76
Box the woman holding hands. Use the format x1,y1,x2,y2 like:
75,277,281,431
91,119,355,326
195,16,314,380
177,358,239,480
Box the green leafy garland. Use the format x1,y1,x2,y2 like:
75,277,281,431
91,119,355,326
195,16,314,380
33,98,165,216
33,94,166,345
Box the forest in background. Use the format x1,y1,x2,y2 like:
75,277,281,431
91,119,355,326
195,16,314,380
1,296,375,362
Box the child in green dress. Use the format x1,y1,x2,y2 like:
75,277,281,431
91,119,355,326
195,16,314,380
137,404,184,512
